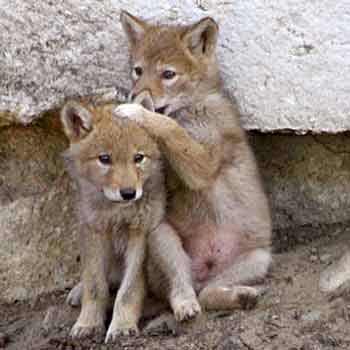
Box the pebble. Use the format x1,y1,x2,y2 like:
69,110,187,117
309,255,318,262
301,311,322,324
219,336,243,350
319,253,331,263
42,306,58,331
240,329,262,348
144,312,178,335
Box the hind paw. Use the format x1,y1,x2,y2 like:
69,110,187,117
199,285,260,311
66,282,83,307
320,252,350,297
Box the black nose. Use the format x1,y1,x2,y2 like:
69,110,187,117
120,187,136,201
155,106,167,114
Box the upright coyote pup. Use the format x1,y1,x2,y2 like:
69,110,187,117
61,100,165,342
116,12,272,319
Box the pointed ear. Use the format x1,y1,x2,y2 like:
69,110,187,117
60,101,93,142
120,10,148,47
133,90,155,112
182,17,218,58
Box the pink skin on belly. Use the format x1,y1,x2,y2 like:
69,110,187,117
182,223,242,284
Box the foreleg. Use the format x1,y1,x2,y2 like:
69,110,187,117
70,226,111,339
105,231,146,342
147,222,201,321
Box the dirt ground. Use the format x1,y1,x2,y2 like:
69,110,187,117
1,224,350,350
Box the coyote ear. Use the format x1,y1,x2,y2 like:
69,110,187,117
133,91,155,112
60,101,93,142
182,17,218,58
120,11,148,47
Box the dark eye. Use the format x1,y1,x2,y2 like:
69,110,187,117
134,67,143,77
162,70,176,80
98,154,111,165
134,153,145,164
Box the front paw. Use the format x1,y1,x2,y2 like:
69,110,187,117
171,292,202,322
105,321,139,343
70,322,105,339
70,303,106,339
113,103,146,122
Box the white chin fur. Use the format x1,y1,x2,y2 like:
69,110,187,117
135,188,143,200
103,187,143,202
103,187,123,202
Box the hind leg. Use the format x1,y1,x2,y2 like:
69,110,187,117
320,251,350,296
198,248,271,311
147,221,201,322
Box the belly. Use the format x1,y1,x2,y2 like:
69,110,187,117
167,181,243,284
182,223,242,283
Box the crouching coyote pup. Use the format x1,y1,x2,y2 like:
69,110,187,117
61,99,165,342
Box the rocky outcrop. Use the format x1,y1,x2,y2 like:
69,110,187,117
0,117,79,301
252,133,350,229
1,0,349,132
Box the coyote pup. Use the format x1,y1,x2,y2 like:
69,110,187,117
61,100,165,342
116,12,272,319
68,12,272,323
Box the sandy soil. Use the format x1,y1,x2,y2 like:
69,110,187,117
1,224,350,350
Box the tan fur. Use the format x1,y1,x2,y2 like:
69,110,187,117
118,12,272,316
61,100,165,342
68,12,272,322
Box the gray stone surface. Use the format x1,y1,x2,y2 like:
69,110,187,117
1,0,349,132
252,132,350,229
0,117,79,302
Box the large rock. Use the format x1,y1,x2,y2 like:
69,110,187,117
0,0,349,132
252,132,350,228
0,116,79,302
